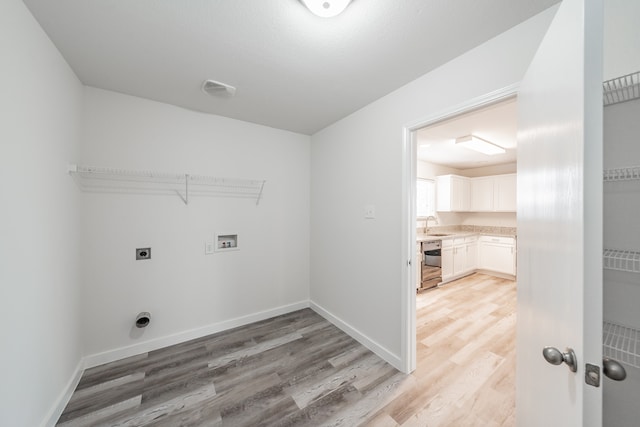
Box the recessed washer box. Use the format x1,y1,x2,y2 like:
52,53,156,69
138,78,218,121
215,233,238,252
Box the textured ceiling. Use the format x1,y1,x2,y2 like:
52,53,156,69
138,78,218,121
23,0,560,135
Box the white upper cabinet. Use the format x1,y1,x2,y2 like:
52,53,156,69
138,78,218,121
493,174,517,212
470,177,494,211
436,175,470,212
438,173,516,212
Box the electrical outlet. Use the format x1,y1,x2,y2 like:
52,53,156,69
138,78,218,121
364,205,376,219
205,242,214,254
136,247,151,260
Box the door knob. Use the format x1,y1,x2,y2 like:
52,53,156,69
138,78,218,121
603,358,627,381
542,346,577,372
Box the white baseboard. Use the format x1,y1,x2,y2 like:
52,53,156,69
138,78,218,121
476,269,516,281
83,300,310,369
41,357,84,427
309,301,402,371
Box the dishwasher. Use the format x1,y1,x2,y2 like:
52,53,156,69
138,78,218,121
420,239,442,290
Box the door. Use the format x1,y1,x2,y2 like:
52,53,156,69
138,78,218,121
516,0,603,425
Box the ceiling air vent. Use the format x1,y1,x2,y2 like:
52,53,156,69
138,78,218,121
202,79,236,97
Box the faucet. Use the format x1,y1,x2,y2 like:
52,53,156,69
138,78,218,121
426,215,438,233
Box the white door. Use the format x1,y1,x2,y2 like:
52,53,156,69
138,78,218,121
516,0,603,425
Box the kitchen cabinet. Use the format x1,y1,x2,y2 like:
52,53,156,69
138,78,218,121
453,237,468,277
470,174,516,212
436,175,470,212
416,242,421,289
439,173,515,212
442,236,477,283
441,241,454,282
478,235,516,276
470,177,494,211
493,174,517,211
464,236,478,272
452,240,466,277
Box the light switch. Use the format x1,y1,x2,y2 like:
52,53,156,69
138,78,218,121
364,205,375,219
205,242,215,254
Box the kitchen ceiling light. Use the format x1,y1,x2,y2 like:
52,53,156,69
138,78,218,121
299,0,352,18
455,135,506,156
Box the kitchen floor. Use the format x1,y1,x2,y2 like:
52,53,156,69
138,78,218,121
376,273,517,426
57,273,516,426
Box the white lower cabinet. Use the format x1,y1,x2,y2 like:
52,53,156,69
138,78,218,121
441,240,454,282
452,237,466,277
478,236,516,276
442,236,477,284
441,234,514,284
416,243,422,289
464,236,478,272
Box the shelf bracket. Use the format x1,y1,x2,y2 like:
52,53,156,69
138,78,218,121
185,174,189,205
256,180,266,205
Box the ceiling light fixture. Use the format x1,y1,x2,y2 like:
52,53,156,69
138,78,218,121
299,0,352,18
455,135,506,156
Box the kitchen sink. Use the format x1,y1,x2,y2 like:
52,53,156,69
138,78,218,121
427,233,451,237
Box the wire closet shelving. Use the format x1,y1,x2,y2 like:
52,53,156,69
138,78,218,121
604,321,640,370
68,165,266,205
603,249,640,273
601,71,640,370
603,71,640,106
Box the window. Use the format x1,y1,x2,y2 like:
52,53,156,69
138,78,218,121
416,178,435,218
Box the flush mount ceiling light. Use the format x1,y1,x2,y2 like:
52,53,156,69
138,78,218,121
202,79,236,97
455,135,506,156
299,0,352,18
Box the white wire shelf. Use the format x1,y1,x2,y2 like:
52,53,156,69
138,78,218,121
603,249,640,273
604,166,640,182
603,71,640,106
604,321,640,370
68,165,266,205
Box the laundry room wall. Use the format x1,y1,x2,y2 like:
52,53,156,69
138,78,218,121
0,0,83,425
79,87,311,363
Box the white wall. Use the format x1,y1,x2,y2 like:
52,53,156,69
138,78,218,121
310,6,557,367
416,160,462,179
604,0,640,80
79,88,310,361
0,1,83,426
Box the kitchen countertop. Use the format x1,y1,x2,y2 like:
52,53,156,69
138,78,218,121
417,231,516,242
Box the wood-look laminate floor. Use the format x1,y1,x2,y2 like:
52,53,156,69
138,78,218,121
57,273,516,426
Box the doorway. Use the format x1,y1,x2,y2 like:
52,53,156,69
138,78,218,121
402,95,519,422
401,86,518,373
